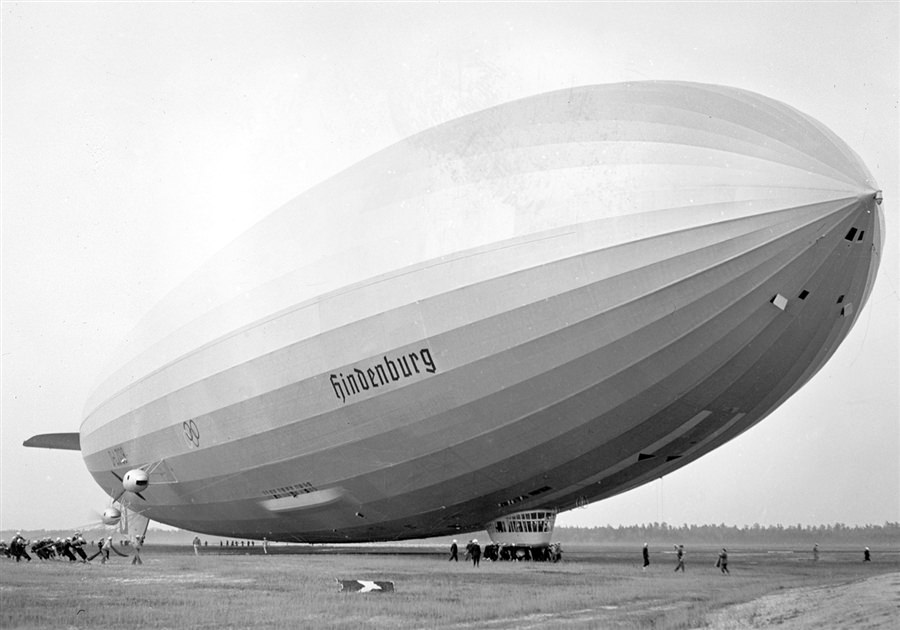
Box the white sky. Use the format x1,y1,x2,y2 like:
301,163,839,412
2,2,897,531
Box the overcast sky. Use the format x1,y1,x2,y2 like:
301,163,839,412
2,2,897,532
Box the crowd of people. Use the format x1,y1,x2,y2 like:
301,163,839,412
446,539,877,572
449,539,564,565
1,531,143,565
5,530,878,570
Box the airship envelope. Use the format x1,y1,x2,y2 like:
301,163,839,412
74,82,881,542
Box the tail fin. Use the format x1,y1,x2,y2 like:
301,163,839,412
23,433,80,451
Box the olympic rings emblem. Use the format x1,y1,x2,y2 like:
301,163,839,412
182,419,200,448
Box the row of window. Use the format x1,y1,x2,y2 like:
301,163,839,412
493,511,556,533
502,511,555,521
261,481,317,499
494,519,552,533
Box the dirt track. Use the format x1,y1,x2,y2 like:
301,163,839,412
701,572,900,629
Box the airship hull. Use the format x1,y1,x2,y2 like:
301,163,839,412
79,82,882,542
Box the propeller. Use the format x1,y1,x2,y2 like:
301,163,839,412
101,507,122,526
82,507,123,532
109,468,148,502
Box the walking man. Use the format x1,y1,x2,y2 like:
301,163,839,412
449,539,458,562
674,545,685,572
717,548,729,574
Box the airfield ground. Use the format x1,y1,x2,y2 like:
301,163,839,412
1,545,897,629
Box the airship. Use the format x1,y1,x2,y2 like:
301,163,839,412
26,81,883,547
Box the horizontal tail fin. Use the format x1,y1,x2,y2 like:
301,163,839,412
23,432,80,451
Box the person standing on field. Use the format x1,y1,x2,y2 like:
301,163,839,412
673,545,685,572
193,536,201,556
131,536,144,565
449,539,458,562
642,543,650,570
470,539,481,567
717,548,729,574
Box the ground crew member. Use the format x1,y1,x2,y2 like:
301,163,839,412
449,539,458,561
717,548,729,574
59,538,77,562
101,536,112,563
11,533,31,562
642,543,650,570
71,532,88,562
32,538,54,560
131,536,144,565
471,539,481,567
674,545,685,572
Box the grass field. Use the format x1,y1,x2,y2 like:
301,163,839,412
1,545,897,629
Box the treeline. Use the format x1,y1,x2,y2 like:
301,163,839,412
555,522,900,545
